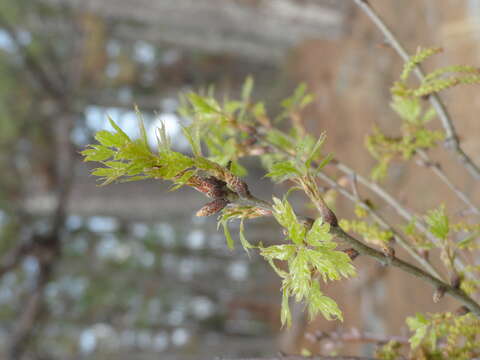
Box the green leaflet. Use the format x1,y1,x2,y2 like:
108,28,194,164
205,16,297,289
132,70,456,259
425,205,449,241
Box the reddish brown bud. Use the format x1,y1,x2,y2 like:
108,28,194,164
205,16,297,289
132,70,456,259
196,198,229,217
343,248,360,261
225,172,250,198
203,176,228,199
188,175,228,199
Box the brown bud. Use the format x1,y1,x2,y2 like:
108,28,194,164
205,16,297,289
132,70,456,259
433,286,447,303
419,249,429,261
189,176,228,199
203,176,228,199
225,172,250,198
196,198,229,217
343,248,359,261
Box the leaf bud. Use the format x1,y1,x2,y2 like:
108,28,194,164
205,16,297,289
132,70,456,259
196,198,229,217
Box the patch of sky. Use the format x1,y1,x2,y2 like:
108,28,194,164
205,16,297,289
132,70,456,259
87,216,118,233
134,41,156,64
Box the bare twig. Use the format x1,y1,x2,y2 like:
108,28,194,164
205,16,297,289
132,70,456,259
416,149,480,215
333,160,477,282
306,328,409,345
315,170,443,280
351,0,480,180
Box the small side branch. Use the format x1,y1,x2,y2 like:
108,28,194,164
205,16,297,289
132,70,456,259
416,149,480,215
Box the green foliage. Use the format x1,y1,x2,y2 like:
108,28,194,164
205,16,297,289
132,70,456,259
339,219,393,247
406,312,480,359
395,47,480,98
262,197,355,326
82,118,162,185
279,83,314,121
367,46,480,181
365,125,443,181
272,197,307,245
403,217,431,250
425,205,449,241
400,47,443,81
376,341,402,360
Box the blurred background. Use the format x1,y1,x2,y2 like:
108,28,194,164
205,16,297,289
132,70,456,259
0,0,479,359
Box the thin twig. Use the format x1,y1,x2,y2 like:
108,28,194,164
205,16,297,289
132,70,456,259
315,170,443,280
416,149,480,215
351,0,480,180
306,328,409,345
333,160,476,281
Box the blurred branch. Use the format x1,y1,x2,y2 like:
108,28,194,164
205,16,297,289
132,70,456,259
315,169,442,279
0,15,64,99
416,149,480,215
351,0,480,180
0,8,79,355
306,328,409,345
332,159,477,282
7,240,57,360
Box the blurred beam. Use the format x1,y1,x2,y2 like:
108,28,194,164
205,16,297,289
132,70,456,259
43,0,351,63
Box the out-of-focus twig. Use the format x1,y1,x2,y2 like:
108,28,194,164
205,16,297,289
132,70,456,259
416,149,480,215
306,328,409,345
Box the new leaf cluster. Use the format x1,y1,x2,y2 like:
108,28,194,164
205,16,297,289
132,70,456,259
261,197,355,326
366,47,480,182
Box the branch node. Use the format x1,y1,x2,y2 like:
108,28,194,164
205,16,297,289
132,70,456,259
433,285,447,303
455,305,470,316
